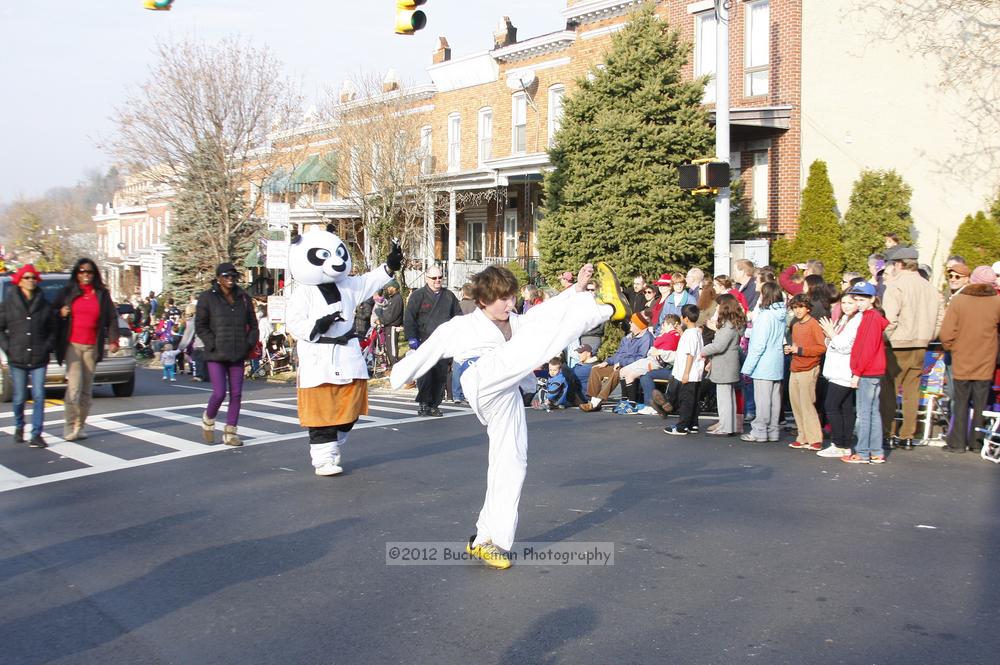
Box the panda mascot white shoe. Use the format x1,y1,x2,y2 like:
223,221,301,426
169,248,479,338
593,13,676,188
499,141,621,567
285,226,402,476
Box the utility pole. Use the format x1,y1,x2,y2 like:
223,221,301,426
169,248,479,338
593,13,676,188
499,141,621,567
713,0,731,277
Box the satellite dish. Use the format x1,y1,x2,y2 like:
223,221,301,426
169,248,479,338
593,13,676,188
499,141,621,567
506,69,536,91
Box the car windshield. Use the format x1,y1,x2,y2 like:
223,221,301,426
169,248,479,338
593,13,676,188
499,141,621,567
0,278,67,304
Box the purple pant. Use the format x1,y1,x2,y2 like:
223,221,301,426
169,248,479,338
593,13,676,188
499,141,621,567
205,361,245,426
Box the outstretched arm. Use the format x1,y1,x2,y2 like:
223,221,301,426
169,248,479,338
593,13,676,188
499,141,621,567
389,318,458,389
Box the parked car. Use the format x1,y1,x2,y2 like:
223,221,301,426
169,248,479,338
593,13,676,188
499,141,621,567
0,272,136,401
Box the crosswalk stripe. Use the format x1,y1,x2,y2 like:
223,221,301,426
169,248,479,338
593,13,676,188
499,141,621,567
0,462,28,484
152,410,273,438
233,408,301,425
44,439,128,468
87,417,207,452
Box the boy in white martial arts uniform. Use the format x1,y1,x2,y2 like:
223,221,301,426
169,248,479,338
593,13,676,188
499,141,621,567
390,262,630,569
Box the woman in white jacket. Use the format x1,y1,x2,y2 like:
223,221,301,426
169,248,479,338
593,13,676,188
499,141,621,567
817,293,862,458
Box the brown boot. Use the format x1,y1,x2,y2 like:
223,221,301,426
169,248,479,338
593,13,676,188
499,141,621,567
202,412,216,444
223,425,242,447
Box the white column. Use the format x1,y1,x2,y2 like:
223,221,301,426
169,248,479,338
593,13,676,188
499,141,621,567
447,190,457,287
424,190,435,270
713,0,731,277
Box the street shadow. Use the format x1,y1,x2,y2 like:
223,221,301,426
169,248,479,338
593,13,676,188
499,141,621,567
348,433,483,473
0,511,207,584
526,462,774,544
498,605,598,665
0,518,360,665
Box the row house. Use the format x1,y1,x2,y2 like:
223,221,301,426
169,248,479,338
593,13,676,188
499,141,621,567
96,1,830,290
93,175,173,302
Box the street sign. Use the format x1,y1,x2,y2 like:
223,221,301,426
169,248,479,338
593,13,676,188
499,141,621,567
266,295,286,323
267,202,290,230
266,231,290,270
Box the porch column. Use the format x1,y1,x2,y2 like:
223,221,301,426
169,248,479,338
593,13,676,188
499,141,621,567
447,190,457,287
424,190,435,270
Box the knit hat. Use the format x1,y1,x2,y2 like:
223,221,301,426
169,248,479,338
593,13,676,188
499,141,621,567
630,312,649,330
11,264,41,286
992,261,1000,276
654,273,672,286
971,265,996,285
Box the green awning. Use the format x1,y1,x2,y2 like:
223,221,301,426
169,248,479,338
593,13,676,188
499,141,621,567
244,242,263,267
263,167,299,195
291,152,338,185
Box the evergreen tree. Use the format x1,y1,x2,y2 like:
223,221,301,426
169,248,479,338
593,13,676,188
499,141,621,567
783,160,844,275
539,3,715,279
166,140,257,300
841,169,913,273
949,211,1000,267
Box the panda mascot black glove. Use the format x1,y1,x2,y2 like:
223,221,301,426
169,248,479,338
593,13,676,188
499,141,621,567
386,238,404,273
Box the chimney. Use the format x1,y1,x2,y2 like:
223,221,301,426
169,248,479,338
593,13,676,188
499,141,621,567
382,69,401,93
432,36,451,64
339,79,357,104
494,17,517,49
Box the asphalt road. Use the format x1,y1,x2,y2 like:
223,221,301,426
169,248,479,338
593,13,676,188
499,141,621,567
2,368,998,664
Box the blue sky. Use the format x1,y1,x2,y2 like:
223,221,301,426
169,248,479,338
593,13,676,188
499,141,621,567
0,0,565,203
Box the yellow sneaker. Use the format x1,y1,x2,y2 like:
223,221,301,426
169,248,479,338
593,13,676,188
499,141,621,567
593,261,631,322
466,537,512,570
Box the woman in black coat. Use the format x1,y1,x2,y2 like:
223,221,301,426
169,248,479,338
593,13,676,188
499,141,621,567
195,262,258,447
0,265,55,447
52,258,119,441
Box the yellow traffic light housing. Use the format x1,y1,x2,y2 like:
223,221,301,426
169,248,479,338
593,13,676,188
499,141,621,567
395,0,427,35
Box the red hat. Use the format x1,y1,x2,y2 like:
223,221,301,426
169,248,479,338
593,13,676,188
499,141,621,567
654,273,672,286
11,264,41,286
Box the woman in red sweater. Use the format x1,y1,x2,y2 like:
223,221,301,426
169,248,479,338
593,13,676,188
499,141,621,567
843,281,890,464
53,259,119,441
784,294,827,450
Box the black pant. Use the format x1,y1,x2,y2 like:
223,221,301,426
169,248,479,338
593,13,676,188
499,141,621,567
676,381,700,431
416,358,450,408
825,383,856,447
948,379,990,450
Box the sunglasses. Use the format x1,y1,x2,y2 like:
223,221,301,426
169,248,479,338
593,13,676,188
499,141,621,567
219,273,239,279
644,289,654,294
21,275,37,281
78,269,95,275
427,276,443,281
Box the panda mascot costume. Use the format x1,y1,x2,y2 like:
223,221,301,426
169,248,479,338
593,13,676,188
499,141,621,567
285,227,403,476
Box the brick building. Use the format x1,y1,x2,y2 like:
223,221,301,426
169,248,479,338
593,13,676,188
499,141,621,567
96,0,804,290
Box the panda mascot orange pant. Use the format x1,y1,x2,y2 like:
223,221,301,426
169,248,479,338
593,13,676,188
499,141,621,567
285,227,402,476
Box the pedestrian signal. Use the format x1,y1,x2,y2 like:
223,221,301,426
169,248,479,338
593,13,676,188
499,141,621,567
395,0,427,35
143,0,174,10
678,160,730,195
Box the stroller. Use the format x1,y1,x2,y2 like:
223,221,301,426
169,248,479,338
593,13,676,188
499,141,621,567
259,332,295,376
360,324,391,378
133,325,155,359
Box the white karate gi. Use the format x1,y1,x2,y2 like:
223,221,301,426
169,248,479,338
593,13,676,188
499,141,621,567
391,288,609,550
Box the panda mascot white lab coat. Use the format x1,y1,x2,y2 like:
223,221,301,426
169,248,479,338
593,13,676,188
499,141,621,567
285,227,402,476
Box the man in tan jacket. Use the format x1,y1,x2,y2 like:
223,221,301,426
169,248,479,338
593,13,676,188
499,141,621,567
939,265,1000,453
879,246,944,449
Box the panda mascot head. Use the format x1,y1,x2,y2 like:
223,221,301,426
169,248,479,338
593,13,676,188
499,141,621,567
288,226,352,286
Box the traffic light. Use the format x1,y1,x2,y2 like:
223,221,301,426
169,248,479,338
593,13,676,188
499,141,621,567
678,159,730,195
395,0,427,35
143,0,174,10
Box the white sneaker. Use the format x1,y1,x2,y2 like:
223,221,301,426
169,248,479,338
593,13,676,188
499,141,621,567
637,406,658,415
315,462,343,476
817,445,848,458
